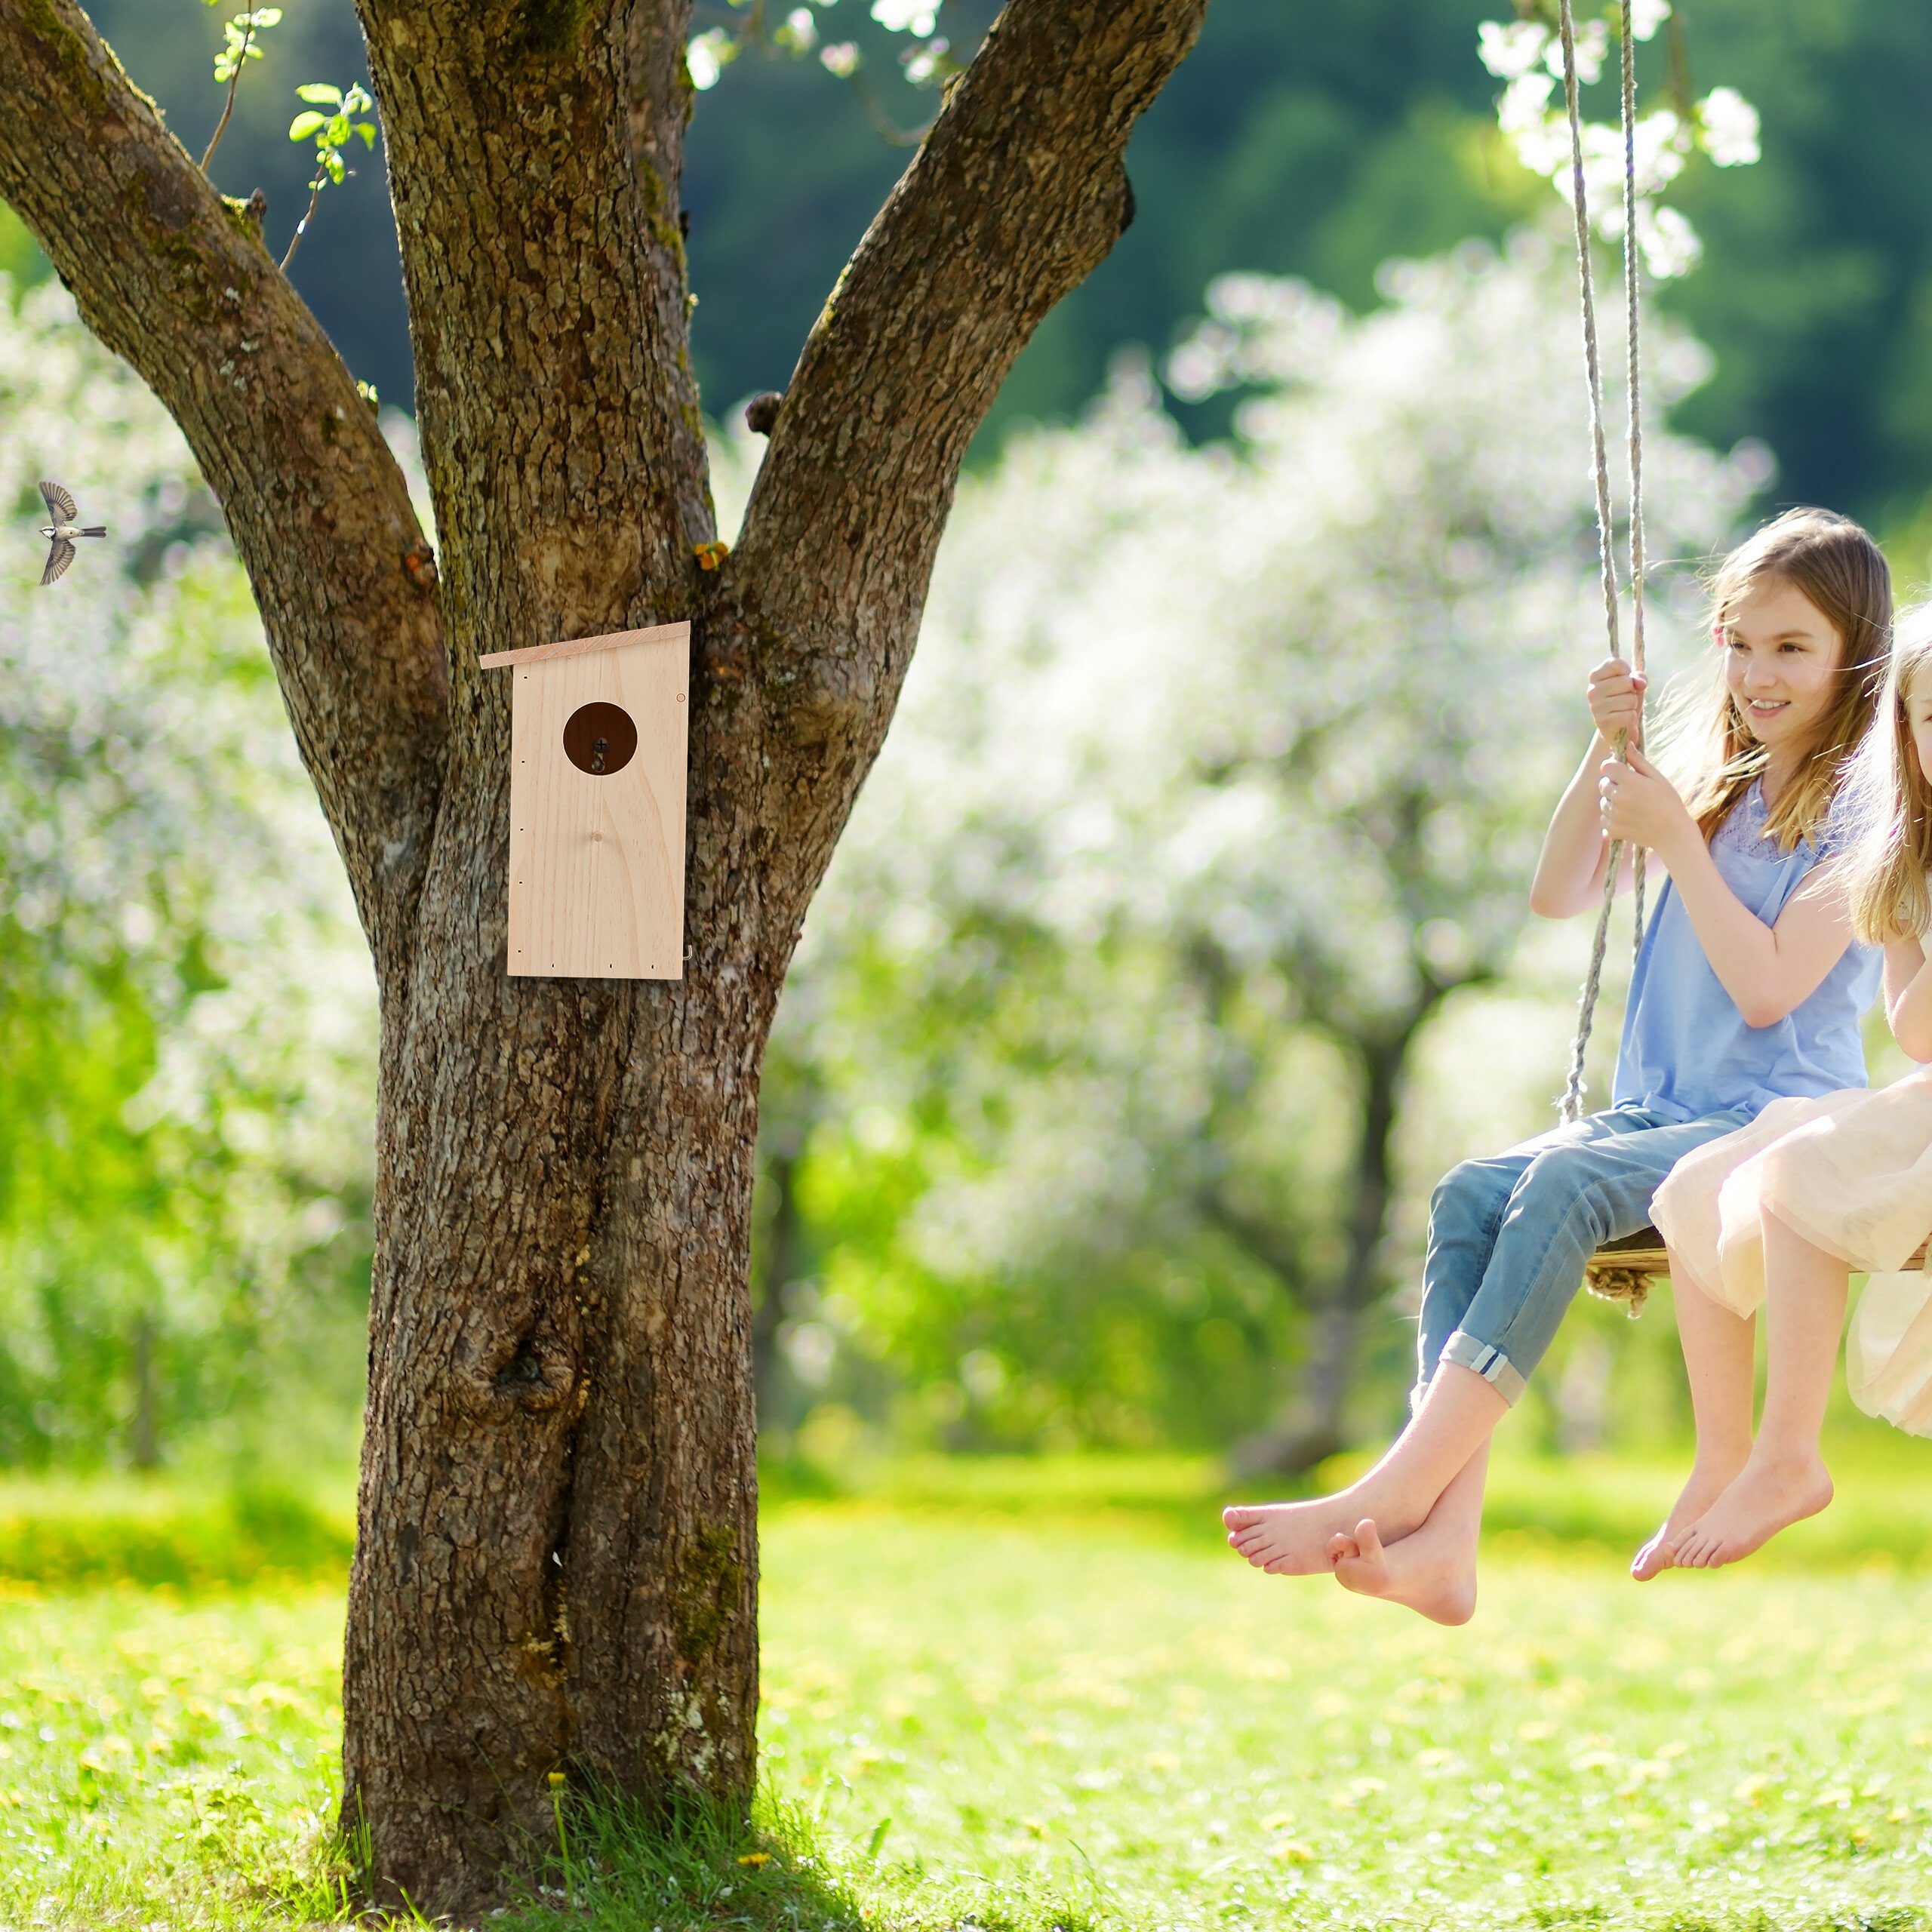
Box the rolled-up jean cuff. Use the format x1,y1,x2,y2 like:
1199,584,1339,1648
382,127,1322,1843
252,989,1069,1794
1437,1328,1527,1405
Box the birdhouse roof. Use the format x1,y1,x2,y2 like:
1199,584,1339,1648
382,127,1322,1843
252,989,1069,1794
478,620,689,671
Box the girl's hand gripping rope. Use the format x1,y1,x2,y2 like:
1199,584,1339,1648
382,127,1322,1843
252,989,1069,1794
1598,746,1695,863
1586,654,1647,746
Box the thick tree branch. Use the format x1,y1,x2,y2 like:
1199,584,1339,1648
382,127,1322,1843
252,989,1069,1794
724,0,1208,924
0,0,449,971
353,0,707,662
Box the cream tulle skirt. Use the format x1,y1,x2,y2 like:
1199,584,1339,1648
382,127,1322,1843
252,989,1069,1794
1649,1071,1932,1437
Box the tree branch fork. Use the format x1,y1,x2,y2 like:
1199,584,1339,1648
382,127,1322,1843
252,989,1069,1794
0,0,1204,978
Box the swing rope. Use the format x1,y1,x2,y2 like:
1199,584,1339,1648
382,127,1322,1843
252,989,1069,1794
1557,0,1649,1126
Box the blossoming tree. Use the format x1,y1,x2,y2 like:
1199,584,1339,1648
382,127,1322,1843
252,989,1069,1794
777,238,1759,1467
0,281,374,1467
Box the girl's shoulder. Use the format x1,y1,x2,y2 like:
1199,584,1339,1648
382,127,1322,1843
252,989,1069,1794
1714,776,1865,866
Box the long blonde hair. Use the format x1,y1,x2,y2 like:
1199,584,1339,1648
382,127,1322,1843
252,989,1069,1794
1846,604,1932,943
1662,508,1891,854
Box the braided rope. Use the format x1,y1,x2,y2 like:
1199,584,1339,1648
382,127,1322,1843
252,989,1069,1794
1621,3,1649,962
1557,0,1647,1124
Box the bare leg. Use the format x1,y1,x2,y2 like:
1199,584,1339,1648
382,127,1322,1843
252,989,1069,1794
1677,1211,1843,1568
1223,1364,1507,1575
1632,1249,1755,1580
1324,1441,1487,1626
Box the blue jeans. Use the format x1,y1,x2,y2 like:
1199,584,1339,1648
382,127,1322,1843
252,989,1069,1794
1415,1103,1751,1407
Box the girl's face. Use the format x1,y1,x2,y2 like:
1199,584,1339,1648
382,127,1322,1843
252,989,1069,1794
1719,574,1844,756
1903,660,1932,788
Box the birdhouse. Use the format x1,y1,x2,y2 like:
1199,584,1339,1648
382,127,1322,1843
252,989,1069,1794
479,621,690,980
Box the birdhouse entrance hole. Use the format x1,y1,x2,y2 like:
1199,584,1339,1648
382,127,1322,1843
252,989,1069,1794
563,701,638,777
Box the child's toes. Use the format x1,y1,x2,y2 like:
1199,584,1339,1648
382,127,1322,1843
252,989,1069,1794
1327,1532,1359,1563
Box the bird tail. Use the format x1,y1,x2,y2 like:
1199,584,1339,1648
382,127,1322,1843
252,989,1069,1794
79,527,107,538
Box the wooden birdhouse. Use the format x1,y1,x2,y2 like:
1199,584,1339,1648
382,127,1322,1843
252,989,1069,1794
479,621,690,980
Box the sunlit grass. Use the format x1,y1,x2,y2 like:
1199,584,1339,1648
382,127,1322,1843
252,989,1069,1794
5,1455,1932,1927
762,1506,1932,1931
0,1584,350,1924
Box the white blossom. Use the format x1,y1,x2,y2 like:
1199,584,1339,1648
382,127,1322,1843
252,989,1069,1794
820,40,861,77
1628,0,1671,41
1485,19,1754,282
1478,20,1549,81
1636,200,1702,278
903,36,947,85
870,0,938,32
1541,17,1608,88
1699,86,1761,167
685,27,731,90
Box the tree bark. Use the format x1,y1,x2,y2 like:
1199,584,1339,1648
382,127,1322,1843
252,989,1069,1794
1230,1010,1433,1479
0,0,1208,1911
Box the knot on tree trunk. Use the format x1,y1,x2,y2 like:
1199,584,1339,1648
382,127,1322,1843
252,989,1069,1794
402,538,438,589
743,391,783,436
468,1321,580,1416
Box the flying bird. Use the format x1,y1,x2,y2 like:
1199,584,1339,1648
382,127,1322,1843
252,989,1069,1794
37,479,107,586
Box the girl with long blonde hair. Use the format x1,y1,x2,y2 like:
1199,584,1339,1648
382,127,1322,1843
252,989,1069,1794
1646,604,1932,1570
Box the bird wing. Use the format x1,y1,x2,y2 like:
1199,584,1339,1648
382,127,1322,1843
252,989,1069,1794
38,480,77,522
41,538,75,586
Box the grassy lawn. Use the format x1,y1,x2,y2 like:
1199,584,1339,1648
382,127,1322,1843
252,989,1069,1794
5,1454,1932,1927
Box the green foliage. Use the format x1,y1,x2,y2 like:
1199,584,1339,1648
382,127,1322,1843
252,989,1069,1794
205,5,280,86
281,79,378,267
0,281,377,1472
0,1475,351,1587
197,2,283,176
286,81,377,183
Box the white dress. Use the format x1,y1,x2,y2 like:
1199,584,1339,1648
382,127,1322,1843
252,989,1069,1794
1649,1069,1932,1435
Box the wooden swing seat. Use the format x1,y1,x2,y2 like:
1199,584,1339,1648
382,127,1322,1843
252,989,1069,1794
1586,1229,1932,1312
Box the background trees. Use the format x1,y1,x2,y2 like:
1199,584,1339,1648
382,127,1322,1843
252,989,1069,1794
746,237,1760,1466
0,281,374,1470
14,0,1932,532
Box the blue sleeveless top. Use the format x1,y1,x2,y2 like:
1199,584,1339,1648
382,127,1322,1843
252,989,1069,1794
1612,778,1881,1123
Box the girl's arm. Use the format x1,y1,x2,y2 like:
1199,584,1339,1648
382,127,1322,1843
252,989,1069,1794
1884,936,1932,1063
1531,657,1646,918
1601,746,1852,1029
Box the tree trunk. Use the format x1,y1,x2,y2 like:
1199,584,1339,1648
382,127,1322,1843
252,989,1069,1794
752,1140,808,1437
129,1310,158,1472
1231,1017,1425,1478
0,0,1208,1910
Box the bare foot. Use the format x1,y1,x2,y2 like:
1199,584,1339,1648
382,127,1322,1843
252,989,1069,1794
1630,1452,1749,1583
1674,1457,1833,1570
1223,1488,1424,1577
1324,1518,1475,1626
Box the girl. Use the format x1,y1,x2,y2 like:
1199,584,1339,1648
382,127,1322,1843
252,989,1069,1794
1225,507,1890,1622
1644,605,1932,1573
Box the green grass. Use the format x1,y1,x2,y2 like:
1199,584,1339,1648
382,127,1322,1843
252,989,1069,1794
0,1475,353,1589
8,1454,1932,1927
